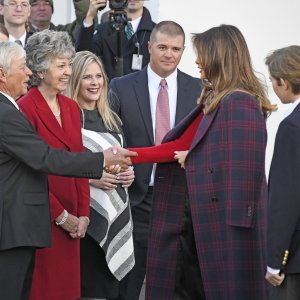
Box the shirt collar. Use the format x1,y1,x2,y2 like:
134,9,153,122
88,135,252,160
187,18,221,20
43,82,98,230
147,65,178,90
0,91,19,109
8,31,27,48
129,16,142,33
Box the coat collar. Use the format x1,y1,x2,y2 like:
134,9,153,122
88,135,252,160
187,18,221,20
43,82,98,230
189,104,220,152
28,87,74,148
0,92,18,109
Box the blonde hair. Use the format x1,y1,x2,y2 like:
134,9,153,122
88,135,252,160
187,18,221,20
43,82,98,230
192,24,276,117
66,51,122,131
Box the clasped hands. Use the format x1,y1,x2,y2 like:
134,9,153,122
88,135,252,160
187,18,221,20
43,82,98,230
56,212,89,239
103,146,137,174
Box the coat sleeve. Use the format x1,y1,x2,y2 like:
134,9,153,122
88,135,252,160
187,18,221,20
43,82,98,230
224,94,267,228
0,108,103,178
267,121,300,269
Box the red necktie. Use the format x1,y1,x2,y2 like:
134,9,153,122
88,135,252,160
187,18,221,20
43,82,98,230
155,79,170,145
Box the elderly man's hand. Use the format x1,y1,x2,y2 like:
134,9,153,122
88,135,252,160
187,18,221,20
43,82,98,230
103,146,137,172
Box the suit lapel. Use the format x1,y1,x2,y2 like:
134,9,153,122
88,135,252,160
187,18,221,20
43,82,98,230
31,88,73,149
132,69,154,144
189,105,219,152
0,93,18,109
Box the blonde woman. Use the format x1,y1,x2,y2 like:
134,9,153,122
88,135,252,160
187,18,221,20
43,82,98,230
66,51,135,299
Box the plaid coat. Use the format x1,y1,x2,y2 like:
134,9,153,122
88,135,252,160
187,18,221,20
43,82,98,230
146,91,268,300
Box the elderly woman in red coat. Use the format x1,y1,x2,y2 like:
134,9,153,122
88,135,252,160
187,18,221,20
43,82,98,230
18,30,90,300
129,25,277,299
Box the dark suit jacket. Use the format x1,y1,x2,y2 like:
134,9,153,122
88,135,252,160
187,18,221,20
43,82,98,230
146,92,268,299
76,7,155,81
268,103,300,274
0,93,103,250
109,67,200,207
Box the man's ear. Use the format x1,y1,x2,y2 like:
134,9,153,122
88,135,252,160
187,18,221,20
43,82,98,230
0,68,7,83
280,78,290,91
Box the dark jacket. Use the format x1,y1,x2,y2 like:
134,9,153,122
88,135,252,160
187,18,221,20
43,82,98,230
76,7,155,81
109,67,200,207
28,0,90,43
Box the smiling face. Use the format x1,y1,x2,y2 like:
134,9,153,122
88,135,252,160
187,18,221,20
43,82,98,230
3,54,32,99
40,56,72,94
77,61,104,110
148,31,184,78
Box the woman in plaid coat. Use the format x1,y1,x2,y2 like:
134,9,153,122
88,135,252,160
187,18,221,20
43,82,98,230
130,24,276,299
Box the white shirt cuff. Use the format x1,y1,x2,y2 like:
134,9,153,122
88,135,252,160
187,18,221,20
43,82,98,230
267,266,280,274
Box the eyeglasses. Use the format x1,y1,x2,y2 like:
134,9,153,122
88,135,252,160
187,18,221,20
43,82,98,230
30,1,51,8
3,1,30,9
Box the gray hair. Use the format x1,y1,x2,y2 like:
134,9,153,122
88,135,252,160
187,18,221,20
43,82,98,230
0,42,26,74
25,30,75,87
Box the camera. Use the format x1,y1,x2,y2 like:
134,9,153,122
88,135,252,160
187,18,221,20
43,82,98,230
98,0,128,11
109,0,128,11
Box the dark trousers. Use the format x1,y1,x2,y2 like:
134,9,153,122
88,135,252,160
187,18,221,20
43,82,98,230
0,247,35,300
174,196,206,300
116,187,153,300
268,273,300,300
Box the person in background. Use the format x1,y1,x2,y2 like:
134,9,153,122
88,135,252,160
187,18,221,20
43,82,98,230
28,0,93,43
0,23,8,40
265,45,300,300
66,50,135,300
76,0,155,81
128,24,276,299
109,20,200,300
0,41,136,300
0,0,31,47
18,30,88,300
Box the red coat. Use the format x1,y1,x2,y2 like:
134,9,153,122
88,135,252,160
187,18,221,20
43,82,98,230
146,92,268,300
18,87,90,300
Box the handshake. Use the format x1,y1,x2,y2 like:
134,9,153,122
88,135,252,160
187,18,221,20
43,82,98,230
103,146,137,172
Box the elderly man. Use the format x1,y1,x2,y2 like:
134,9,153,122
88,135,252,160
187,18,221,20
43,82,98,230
0,41,136,300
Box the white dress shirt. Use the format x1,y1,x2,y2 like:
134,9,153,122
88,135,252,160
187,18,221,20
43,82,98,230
147,65,178,185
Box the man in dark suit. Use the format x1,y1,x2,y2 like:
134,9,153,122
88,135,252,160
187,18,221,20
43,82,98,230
265,45,300,300
109,21,201,300
76,0,155,81
0,41,136,300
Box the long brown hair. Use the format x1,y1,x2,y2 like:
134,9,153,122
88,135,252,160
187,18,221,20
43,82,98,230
192,24,276,117
66,51,121,131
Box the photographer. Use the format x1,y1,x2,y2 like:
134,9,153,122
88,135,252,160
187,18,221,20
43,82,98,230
76,0,155,81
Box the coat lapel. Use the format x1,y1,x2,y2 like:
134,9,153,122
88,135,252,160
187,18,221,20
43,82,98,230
0,93,18,109
189,105,219,152
132,69,154,144
30,88,73,149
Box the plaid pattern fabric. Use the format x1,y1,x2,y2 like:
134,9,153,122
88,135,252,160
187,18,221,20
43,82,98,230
146,92,268,299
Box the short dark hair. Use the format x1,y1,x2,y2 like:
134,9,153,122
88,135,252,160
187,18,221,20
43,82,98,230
150,21,185,44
